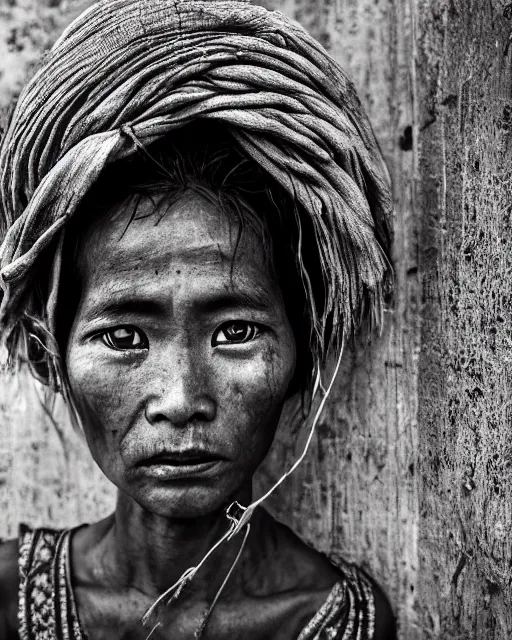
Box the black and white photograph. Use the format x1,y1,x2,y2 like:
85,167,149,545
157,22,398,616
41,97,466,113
0,1,509,638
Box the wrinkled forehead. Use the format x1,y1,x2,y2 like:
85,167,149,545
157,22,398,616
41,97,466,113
78,189,275,291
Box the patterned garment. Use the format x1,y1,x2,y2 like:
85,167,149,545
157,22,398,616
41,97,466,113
18,525,375,640
18,526,85,640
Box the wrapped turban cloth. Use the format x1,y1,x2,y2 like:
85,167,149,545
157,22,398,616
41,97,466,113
0,0,393,387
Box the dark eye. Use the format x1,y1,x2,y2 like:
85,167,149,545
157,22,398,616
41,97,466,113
212,321,260,346
101,326,148,351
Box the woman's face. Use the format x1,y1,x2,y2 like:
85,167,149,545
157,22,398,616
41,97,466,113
66,191,296,518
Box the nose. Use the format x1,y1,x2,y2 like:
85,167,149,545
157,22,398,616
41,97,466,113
144,347,216,427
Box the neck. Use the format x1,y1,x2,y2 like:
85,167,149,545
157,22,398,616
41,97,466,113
100,484,253,597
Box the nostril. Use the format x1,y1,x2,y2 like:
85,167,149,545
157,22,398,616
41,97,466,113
195,400,216,423
144,395,216,426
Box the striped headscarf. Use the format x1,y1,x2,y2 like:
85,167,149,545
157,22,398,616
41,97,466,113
0,0,393,390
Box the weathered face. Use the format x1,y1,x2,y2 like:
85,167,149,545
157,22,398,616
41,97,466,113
66,191,296,518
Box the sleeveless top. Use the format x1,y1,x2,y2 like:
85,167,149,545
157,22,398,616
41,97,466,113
17,525,376,640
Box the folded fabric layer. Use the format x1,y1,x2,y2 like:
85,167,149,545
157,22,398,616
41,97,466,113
0,0,393,377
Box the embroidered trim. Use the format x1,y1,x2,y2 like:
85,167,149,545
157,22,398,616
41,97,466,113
297,561,376,640
18,525,86,640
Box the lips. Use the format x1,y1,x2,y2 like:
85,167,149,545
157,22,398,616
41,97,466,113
137,449,222,467
134,448,224,480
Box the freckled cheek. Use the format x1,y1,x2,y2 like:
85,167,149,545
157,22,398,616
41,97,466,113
66,351,141,463
214,348,294,453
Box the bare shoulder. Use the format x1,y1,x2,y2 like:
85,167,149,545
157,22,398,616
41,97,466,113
254,509,396,639
253,508,341,594
0,539,19,639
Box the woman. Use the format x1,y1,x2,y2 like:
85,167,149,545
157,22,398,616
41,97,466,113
0,1,395,638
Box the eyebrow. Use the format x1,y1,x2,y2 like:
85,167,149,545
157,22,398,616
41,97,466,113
83,286,276,323
82,298,165,323
199,287,275,315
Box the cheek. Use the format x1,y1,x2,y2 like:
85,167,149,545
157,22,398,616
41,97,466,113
217,341,295,450
66,347,138,464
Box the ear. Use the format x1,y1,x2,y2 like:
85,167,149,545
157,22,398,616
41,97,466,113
26,333,53,387
284,337,313,400
285,366,301,398
23,322,62,391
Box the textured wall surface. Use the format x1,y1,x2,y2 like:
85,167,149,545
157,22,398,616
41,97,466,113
416,1,512,638
255,1,420,638
0,1,510,639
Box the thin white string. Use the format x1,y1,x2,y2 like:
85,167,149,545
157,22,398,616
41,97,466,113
145,622,161,639
141,519,237,627
194,523,251,639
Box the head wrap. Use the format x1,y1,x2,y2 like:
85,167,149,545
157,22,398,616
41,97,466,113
0,0,392,385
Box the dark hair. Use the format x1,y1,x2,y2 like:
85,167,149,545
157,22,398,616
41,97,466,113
55,122,323,398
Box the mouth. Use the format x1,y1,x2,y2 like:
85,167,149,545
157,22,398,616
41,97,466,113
135,450,223,479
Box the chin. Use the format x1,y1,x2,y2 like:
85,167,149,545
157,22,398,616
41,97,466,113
130,481,240,520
